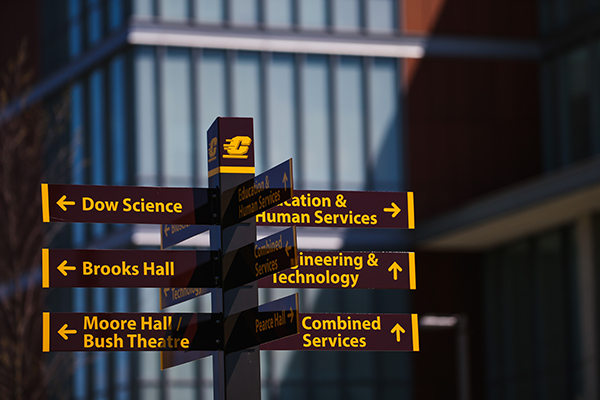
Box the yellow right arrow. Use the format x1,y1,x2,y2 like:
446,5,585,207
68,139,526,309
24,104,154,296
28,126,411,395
58,324,77,340
391,323,405,342
57,260,76,276
383,202,401,218
56,195,75,211
388,262,402,280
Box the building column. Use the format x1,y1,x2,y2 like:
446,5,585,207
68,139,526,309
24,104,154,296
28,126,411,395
576,215,597,399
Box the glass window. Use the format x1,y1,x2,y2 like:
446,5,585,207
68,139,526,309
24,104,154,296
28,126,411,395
299,0,327,30
541,59,560,171
88,0,103,45
195,0,224,24
159,0,189,20
161,47,193,187
301,55,331,189
232,51,264,172
134,47,158,185
108,0,124,30
93,289,109,399
69,0,82,57
109,56,127,186
89,69,106,238
333,0,361,32
335,56,365,189
198,49,227,185
367,0,396,33
567,47,592,163
368,58,400,190
230,0,259,26
71,82,86,246
265,0,293,29
72,288,88,398
133,0,154,17
267,53,297,168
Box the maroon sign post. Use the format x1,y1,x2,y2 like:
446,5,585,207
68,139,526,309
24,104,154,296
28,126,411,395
42,312,221,352
256,190,415,229
42,248,219,289
41,184,217,225
261,313,419,352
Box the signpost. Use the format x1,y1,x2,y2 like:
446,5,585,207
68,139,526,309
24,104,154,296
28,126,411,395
261,313,419,352
41,116,421,400
42,312,221,352
41,184,217,225
261,251,416,290
257,190,414,229
42,248,219,288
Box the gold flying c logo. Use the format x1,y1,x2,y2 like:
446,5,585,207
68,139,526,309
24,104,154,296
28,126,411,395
223,136,252,159
208,137,218,162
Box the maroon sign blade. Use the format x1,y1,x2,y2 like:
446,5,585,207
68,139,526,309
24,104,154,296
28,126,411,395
261,313,420,352
260,251,416,290
41,183,216,225
256,190,415,229
42,312,221,352
42,249,218,288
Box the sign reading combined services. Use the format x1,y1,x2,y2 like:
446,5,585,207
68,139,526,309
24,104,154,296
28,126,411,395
261,313,419,352
41,184,216,225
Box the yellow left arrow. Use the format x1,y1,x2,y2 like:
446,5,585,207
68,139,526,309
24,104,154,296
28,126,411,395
57,260,76,276
58,323,77,340
56,195,75,211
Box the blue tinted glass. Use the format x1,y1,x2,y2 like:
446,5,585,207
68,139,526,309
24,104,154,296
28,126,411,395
299,0,327,30
198,50,227,185
301,55,331,189
90,69,106,238
88,0,103,44
134,47,158,185
267,53,296,168
333,0,361,32
110,56,127,186
69,0,82,57
133,0,154,17
162,48,193,186
71,83,85,246
265,0,293,28
367,0,396,33
93,288,109,398
108,0,123,30
159,0,189,20
369,58,400,190
231,0,258,26
335,57,365,189
233,52,264,172
195,0,224,23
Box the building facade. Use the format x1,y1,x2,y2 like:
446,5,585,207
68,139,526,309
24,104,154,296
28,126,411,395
3,0,600,399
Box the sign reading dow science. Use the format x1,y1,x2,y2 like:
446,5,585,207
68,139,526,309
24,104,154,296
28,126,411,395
256,190,414,229
41,183,217,225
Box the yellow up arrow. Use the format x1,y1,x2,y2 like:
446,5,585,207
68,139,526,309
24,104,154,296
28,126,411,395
56,195,75,211
383,202,401,218
57,260,76,276
58,324,77,340
282,172,289,190
388,262,402,280
391,323,405,342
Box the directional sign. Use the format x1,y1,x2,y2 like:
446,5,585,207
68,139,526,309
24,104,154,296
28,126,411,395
41,183,217,225
222,227,297,291
256,190,414,229
261,313,419,352
260,251,415,290
42,312,221,352
160,287,212,310
41,249,219,288
161,224,210,249
220,159,294,228
224,293,299,354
